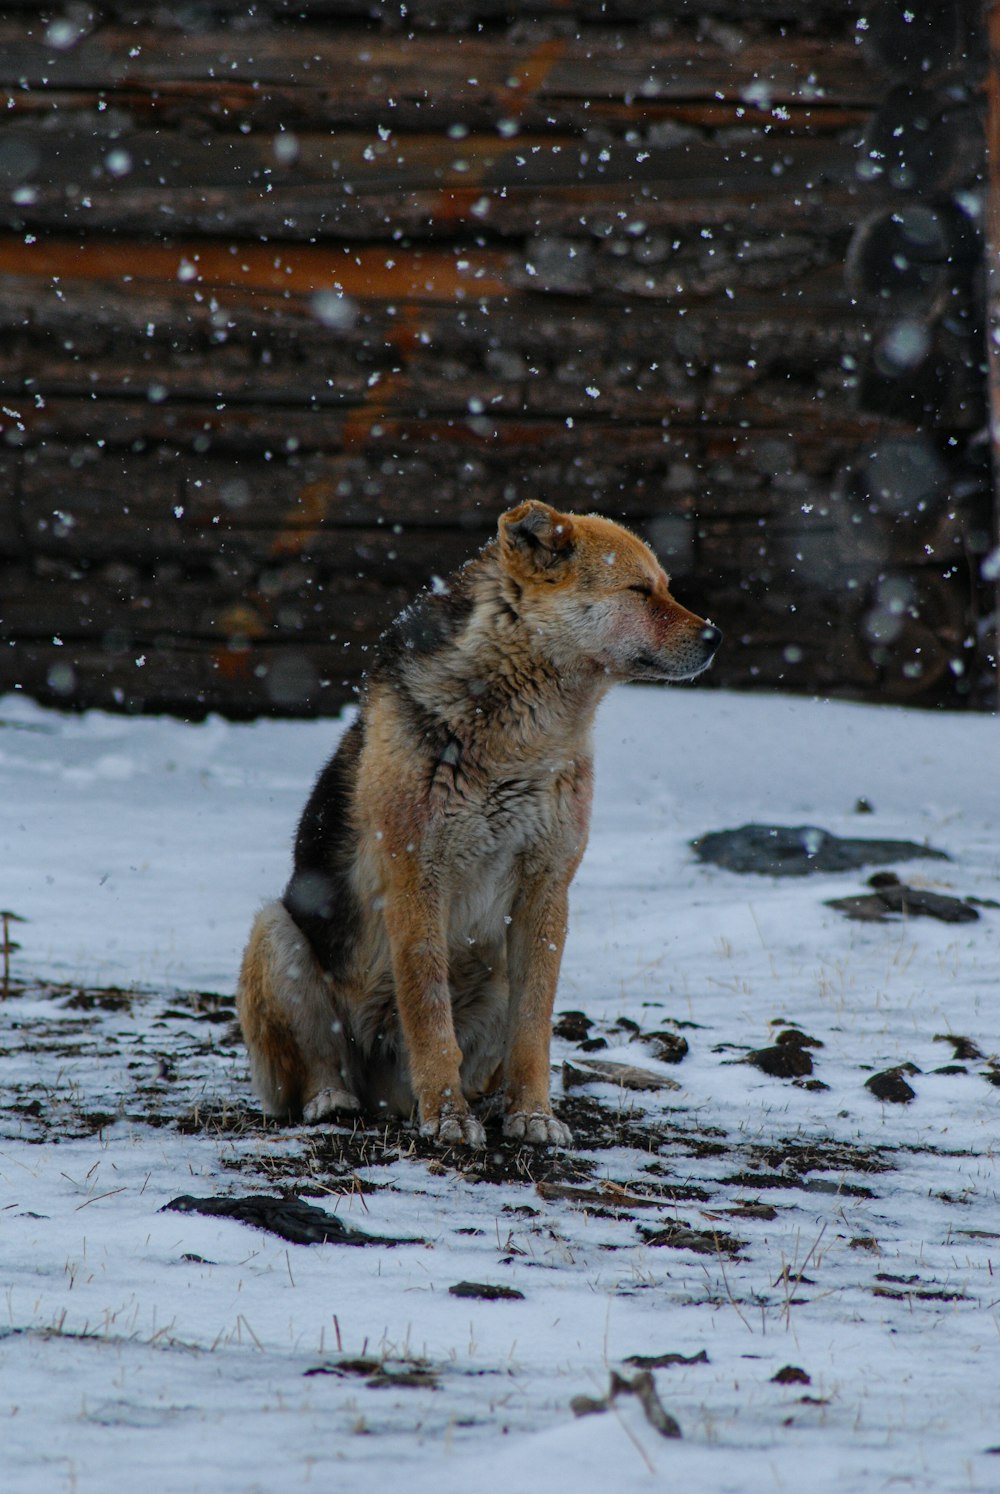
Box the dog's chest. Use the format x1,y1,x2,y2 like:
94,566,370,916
445,757,590,868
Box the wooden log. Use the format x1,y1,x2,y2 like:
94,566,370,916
0,267,876,433
859,85,984,195
982,0,1000,706
853,569,972,699
0,123,864,201
856,301,987,429
58,1,879,24
0,26,880,115
0,224,865,313
862,0,974,84
844,202,977,315
0,638,367,718
3,572,978,718
0,560,408,646
9,412,895,565
0,456,24,557
0,1,874,24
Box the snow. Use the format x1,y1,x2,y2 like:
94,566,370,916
2,686,999,1493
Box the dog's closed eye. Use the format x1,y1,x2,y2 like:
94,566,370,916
627,584,654,599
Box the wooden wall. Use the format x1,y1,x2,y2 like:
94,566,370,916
0,0,995,717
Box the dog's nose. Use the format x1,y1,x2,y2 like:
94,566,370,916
700,623,723,652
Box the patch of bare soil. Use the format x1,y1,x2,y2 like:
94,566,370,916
3,978,995,1298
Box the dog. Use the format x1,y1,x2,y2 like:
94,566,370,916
236,500,720,1147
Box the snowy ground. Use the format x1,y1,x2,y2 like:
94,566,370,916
2,686,999,1493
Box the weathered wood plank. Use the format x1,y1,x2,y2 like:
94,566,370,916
0,229,863,309
0,561,407,644
0,27,879,112
0,1,866,22
0,3,988,716
9,415,890,566
0,123,862,199
0,637,366,717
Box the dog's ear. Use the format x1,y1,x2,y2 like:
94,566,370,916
498,501,575,576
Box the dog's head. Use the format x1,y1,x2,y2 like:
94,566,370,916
497,500,721,682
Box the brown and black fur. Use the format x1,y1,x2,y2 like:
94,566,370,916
237,501,721,1147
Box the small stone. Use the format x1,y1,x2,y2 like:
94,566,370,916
646,1031,689,1063
448,1281,524,1301
775,1028,823,1049
933,1033,983,1061
866,1067,916,1104
553,1009,592,1042
746,1044,813,1078
625,1349,709,1369
772,1365,811,1385
829,885,979,924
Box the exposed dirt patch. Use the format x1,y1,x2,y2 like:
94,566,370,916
0,978,989,1272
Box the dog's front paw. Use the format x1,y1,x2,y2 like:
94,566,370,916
504,1110,573,1147
420,1108,486,1148
303,1086,361,1123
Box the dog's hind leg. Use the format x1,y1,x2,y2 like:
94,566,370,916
236,901,360,1122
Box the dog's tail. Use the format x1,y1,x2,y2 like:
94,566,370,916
236,900,326,1118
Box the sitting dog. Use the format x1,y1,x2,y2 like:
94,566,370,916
237,500,720,1147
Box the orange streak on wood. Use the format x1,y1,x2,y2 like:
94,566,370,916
497,37,568,113
213,647,252,681
427,37,566,223
0,235,511,302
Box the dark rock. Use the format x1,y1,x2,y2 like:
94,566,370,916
162,1193,422,1246
577,1036,608,1052
933,1033,984,1061
875,885,979,922
775,1028,823,1048
866,1068,917,1104
746,1044,814,1078
828,885,979,923
645,1031,689,1063
448,1280,524,1301
691,824,948,877
625,1350,709,1369
867,870,901,888
553,1010,592,1042
772,1365,811,1385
